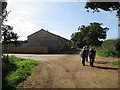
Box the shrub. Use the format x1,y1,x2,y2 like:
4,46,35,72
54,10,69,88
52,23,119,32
97,39,120,57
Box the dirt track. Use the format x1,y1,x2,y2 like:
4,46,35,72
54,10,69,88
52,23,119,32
11,54,119,88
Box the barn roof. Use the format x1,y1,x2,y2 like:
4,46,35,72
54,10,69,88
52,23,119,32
28,29,70,41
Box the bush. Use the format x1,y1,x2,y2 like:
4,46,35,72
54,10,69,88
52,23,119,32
112,61,120,67
2,55,38,89
97,39,120,57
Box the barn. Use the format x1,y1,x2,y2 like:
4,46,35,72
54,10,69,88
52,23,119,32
27,29,70,53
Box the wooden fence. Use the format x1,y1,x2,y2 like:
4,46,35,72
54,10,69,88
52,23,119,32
3,46,48,54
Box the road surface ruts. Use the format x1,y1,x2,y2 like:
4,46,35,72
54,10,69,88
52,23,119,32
10,54,119,88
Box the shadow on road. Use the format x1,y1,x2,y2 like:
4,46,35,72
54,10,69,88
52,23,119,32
94,66,119,70
94,61,111,64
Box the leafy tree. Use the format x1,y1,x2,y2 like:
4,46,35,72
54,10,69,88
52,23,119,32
85,22,109,46
85,2,120,20
1,1,8,21
71,25,89,48
2,25,19,45
1,1,19,46
71,22,109,48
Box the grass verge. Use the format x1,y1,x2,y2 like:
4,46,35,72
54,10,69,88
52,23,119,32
2,55,38,89
112,61,120,67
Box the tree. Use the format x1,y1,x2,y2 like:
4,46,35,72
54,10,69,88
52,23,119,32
1,1,19,46
71,32,84,48
71,22,109,48
85,2,120,20
2,25,19,45
1,1,8,22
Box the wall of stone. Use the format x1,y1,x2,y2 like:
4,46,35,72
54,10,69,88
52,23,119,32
28,30,69,53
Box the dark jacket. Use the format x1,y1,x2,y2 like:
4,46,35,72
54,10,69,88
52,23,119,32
89,49,96,57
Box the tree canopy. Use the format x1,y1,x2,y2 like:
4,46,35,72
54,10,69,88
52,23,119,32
2,25,19,45
71,22,109,48
1,1,19,45
85,2,120,20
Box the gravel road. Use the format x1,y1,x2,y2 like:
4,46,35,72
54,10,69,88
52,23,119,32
10,54,119,88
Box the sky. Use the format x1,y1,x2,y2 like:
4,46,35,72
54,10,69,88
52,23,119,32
5,0,118,40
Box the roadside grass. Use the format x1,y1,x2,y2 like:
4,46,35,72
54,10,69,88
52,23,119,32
2,55,38,89
112,61,120,67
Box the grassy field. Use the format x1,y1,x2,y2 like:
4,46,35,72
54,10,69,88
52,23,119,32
2,55,38,89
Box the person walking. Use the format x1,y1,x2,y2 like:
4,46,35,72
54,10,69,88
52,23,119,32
85,46,89,62
80,46,87,66
89,47,96,67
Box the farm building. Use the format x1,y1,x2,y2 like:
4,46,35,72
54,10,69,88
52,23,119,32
27,29,70,53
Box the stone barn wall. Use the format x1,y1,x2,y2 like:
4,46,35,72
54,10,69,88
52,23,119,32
28,29,70,53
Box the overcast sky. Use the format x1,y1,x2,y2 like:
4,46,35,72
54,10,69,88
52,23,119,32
5,0,118,40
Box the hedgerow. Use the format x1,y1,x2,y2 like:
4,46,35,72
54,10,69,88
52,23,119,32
97,39,120,57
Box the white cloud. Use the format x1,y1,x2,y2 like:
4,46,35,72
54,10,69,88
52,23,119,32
101,25,107,28
5,0,76,41
5,0,70,40
4,0,41,40
7,0,39,18
5,17,39,40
